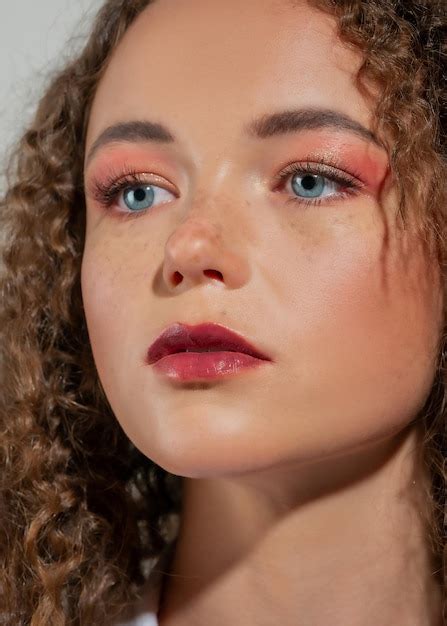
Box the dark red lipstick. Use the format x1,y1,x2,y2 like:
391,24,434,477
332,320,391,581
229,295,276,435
147,322,272,382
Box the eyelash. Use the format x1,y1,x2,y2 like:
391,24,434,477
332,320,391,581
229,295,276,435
273,160,363,206
89,159,364,218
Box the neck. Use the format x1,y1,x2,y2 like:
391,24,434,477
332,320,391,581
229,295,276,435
158,423,442,626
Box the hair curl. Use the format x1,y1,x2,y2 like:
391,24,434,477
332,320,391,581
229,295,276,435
0,0,445,624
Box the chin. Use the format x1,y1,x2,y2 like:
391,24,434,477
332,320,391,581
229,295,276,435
135,435,281,480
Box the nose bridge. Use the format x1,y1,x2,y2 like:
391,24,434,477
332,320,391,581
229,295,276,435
165,187,234,260
176,156,254,255
162,168,251,291
190,136,238,199
176,140,246,235
185,183,237,225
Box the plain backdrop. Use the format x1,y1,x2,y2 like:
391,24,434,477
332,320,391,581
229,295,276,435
0,0,103,191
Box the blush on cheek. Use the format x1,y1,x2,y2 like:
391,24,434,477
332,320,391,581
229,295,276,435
309,222,393,326
331,236,428,357
81,250,119,344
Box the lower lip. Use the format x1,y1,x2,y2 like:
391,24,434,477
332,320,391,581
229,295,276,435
151,351,269,382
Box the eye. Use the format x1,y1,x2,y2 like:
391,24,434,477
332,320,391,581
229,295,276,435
291,173,339,199
89,169,177,216
118,183,174,213
276,161,363,206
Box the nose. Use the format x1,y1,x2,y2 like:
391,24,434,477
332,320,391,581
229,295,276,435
162,214,250,292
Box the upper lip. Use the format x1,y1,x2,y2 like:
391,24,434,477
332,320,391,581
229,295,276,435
147,322,272,365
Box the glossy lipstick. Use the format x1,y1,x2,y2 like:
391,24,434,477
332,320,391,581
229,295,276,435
147,322,272,382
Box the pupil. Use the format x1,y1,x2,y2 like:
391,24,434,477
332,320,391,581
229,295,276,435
134,188,146,202
301,175,317,190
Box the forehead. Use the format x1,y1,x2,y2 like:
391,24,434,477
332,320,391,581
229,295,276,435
86,0,370,152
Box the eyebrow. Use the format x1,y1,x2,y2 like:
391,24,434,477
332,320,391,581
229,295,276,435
85,107,381,166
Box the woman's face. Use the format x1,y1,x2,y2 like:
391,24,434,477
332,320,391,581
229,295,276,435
82,0,443,477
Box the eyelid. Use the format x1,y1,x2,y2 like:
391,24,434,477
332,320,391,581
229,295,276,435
88,156,365,215
271,158,366,209
88,168,178,209
272,157,363,186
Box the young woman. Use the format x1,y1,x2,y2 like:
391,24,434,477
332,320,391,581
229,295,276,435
0,0,445,624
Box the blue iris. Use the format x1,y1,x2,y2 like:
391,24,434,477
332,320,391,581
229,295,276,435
123,185,155,211
291,174,326,198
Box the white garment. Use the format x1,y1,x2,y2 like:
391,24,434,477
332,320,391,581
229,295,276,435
118,612,158,626
117,610,159,626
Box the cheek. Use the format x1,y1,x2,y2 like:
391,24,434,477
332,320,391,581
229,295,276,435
330,230,439,353
285,217,443,428
80,241,136,378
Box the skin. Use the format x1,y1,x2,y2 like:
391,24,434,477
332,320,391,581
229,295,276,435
81,0,444,624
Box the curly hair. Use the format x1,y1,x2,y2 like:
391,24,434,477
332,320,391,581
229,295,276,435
0,0,445,624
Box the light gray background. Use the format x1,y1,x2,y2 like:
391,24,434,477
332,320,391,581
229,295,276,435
0,0,103,190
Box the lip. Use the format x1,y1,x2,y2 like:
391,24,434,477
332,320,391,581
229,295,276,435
146,322,272,381
147,322,271,364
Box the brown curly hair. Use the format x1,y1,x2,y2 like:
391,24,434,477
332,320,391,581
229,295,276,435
0,0,445,624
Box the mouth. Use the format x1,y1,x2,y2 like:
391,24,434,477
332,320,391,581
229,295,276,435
146,322,272,377
147,321,271,364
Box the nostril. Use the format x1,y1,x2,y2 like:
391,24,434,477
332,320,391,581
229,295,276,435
172,271,183,286
204,269,223,281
